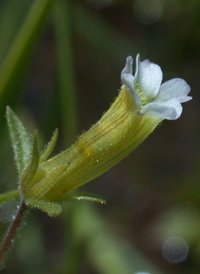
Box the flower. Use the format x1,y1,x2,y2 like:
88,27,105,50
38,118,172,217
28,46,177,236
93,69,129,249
121,54,192,120
17,54,191,216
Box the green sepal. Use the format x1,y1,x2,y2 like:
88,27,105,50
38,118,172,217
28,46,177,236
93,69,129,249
26,198,62,217
6,106,32,177
40,128,58,163
0,189,19,205
63,192,106,205
20,130,40,195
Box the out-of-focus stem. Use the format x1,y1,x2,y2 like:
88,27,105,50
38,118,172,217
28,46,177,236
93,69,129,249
53,1,79,273
54,0,78,145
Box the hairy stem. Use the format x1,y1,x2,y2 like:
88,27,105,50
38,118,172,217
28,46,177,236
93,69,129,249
0,199,27,266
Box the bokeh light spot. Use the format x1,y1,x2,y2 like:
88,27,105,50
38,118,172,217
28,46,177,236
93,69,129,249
162,237,189,264
134,0,162,24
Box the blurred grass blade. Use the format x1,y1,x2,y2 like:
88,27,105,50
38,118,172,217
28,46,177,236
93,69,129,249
71,204,164,274
64,192,106,204
40,128,58,163
0,0,33,64
0,0,56,105
21,130,39,191
0,190,19,205
54,0,78,145
6,106,32,177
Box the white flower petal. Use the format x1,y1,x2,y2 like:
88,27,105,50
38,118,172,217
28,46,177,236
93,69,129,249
134,55,163,99
121,56,141,109
156,78,191,103
141,98,183,120
121,56,133,75
180,96,192,103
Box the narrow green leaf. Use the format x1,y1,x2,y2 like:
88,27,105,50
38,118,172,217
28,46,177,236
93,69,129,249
64,192,106,205
21,130,40,194
27,198,62,217
71,204,163,274
0,189,19,205
40,128,58,163
0,0,56,107
6,106,32,177
0,0,32,64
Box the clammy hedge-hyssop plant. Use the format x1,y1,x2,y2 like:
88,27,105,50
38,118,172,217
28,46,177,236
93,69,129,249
0,54,191,264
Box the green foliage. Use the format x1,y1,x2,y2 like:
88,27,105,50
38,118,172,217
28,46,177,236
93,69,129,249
26,198,62,217
0,190,19,205
20,130,40,193
71,203,163,274
4,107,106,218
6,106,32,177
40,129,58,163
64,191,106,204
0,0,56,113
5,108,61,217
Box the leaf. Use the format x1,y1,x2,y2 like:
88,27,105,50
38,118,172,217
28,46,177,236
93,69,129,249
0,189,19,206
0,0,56,105
40,128,58,163
64,192,106,205
20,130,40,194
71,204,163,274
6,106,32,177
26,198,62,217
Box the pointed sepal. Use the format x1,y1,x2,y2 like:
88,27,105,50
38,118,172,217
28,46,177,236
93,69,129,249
6,106,32,177
40,128,58,163
26,198,62,217
63,191,106,204
20,130,40,195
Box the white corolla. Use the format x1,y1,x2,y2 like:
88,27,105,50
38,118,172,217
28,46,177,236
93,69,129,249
121,54,192,120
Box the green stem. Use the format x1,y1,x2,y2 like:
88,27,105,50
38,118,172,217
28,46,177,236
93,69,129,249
0,199,27,267
0,0,56,103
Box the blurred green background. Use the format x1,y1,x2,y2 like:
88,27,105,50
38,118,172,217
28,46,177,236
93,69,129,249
0,0,199,273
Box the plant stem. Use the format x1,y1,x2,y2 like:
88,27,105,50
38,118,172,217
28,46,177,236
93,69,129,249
0,199,27,266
